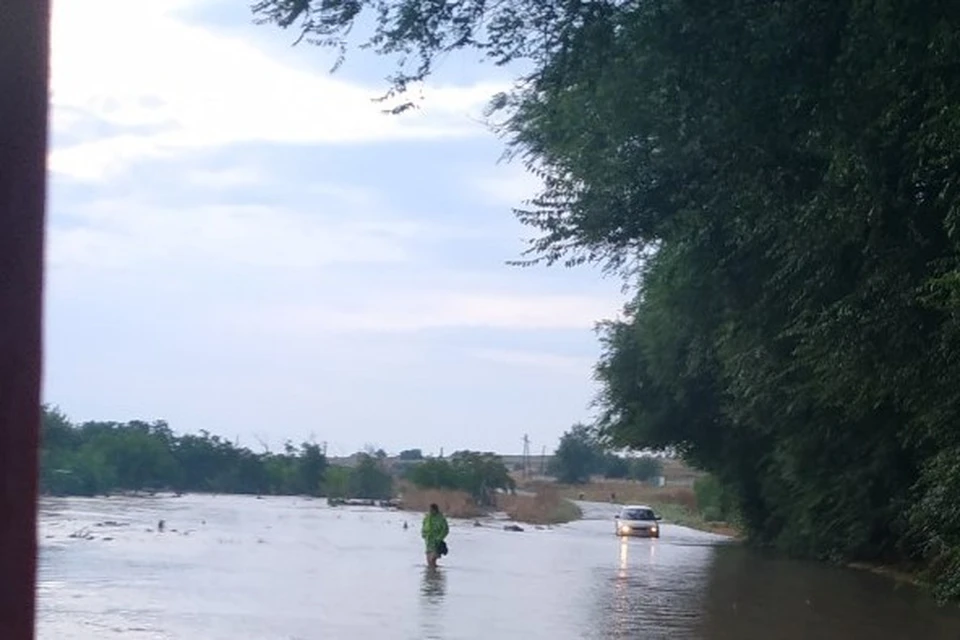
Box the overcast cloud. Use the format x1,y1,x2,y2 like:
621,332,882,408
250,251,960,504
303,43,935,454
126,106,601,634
44,0,623,457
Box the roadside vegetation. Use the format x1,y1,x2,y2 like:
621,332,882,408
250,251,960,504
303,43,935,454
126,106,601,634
39,406,391,499
252,0,960,601
498,487,582,525
399,483,581,525
397,485,486,519
399,452,581,524
39,406,580,525
541,425,738,535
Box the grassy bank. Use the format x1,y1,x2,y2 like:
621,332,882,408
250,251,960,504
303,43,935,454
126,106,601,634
397,486,486,519
522,479,741,538
398,484,581,525
497,487,582,525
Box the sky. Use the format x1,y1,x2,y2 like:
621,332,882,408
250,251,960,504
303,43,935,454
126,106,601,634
43,0,625,457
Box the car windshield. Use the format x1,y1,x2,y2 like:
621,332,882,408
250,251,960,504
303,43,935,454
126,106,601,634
621,508,655,520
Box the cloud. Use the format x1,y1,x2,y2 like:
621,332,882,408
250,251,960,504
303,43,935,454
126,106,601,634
237,291,621,334
43,1,621,454
184,166,265,190
465,348,595,372
47,196,415,273
469,164,546,207
49,0,505,181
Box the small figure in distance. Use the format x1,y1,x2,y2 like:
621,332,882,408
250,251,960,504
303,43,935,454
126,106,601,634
421,503,449,569
158,519,165,533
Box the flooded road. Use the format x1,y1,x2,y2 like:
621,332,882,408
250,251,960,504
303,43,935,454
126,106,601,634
37,495,960,639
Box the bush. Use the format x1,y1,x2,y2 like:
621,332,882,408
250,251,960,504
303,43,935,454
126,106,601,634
406,451,513,507
399,485,484,518
550,424,600,484
694,475,736,523
600,454,631,479
631,456,664,482
498,487,582,525
348,454,393,499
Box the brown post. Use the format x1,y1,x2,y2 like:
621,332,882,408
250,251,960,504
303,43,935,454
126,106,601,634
0,0,51,638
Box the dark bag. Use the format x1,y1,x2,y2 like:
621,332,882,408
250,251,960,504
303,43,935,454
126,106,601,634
437,540,449,556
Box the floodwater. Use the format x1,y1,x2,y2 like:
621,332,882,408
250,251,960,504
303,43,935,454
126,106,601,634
37,495,960,639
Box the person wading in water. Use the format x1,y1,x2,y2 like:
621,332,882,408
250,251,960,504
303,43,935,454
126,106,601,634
421,503,449,568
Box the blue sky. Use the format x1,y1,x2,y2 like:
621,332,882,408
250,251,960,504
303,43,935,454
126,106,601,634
44,0,624,456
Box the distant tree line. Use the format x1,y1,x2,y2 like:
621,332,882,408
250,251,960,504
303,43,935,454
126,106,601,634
549,424,663,485
39,406,391,499
404,451,516,506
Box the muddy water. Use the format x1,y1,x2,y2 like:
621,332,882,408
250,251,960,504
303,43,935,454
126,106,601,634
37,495,960,639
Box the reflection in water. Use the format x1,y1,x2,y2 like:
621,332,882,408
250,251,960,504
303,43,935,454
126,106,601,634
419,567,446,639
700,546,960,640
590,535,712,640
618,538,629,577
36,497,960,640
611,540,631,637
421,566,446,599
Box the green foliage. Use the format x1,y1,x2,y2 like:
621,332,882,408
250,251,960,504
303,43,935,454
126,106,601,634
631,456,663,483
39,406,328,497
253,0,960,599
323,466,351,499
348,453,394,499
549,424,600,485
595,453,663,481
599,454,630,479
694,475,738,524
407,457,460,490
549,425,663,483
406,451,515,506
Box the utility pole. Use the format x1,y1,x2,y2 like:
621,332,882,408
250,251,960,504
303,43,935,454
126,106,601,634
522,434,531,478
540,445,547,476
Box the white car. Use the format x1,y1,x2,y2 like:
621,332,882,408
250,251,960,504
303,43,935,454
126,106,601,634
614,505,662,538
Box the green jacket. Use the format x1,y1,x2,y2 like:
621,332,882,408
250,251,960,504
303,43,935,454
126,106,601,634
421,511,449,550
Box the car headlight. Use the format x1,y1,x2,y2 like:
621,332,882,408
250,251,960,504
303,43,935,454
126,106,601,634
620,525,630,533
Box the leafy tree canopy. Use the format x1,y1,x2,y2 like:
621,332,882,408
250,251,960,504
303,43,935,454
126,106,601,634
254,0,960,599
406,450,515,505
549,424,599,485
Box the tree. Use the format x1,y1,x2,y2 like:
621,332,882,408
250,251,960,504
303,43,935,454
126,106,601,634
38,407,332,499
406,451,514,506
348,453,394,499
449,451,515,506
323,466,351,499
550,424,600,485
406,457,459,491
296,443,328,496
599,454,630,479
253,0,960,599
630,457,663,483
